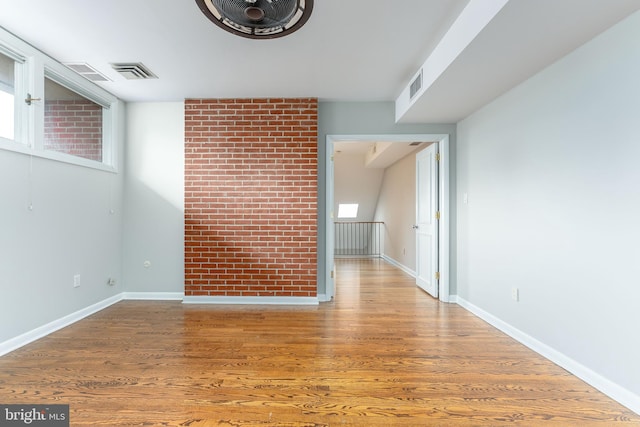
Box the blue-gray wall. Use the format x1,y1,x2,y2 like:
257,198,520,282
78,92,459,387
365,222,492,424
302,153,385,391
122,102,185,294
456,11,640,406
0,104,125,344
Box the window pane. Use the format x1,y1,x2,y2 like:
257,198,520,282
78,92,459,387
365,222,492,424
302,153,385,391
338,203,358,218
44,77,103,162
0,52,15,140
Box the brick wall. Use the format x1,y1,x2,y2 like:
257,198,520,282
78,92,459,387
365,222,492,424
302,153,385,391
44,100,102,161
184,98,318,297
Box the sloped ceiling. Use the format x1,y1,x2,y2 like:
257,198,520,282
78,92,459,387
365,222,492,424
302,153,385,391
334,141,425,170
333,151,385,222
333,141,427,222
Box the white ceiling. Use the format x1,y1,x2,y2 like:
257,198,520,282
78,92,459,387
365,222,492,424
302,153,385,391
1,0,639,123
0,0,468,103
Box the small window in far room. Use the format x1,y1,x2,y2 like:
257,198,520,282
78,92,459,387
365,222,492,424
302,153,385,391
0,51,16,140
338,203,359,219
44,77,104,162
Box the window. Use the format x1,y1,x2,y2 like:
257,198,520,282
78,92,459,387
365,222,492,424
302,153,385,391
0,27,118,171
0,51,16,140
338,203,359,219
44,77,104,162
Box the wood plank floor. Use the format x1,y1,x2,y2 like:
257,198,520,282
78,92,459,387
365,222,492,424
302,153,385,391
0,258,638,426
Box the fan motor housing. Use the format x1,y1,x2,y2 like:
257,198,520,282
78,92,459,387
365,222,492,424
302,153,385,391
195,0,314,39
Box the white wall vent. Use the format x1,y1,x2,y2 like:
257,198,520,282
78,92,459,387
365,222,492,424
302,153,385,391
110,63,158,80
409,69,423,100
63,62,110,82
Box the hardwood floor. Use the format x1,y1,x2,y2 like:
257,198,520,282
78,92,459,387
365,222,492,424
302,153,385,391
0,258,637,426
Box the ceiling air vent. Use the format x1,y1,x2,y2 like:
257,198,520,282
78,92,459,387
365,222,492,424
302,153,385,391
111,63,158,80
63,62,110,82
409,69,423,100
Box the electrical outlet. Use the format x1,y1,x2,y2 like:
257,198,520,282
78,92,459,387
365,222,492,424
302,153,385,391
73,274,81,288
143,260,151,268
511,287,519,302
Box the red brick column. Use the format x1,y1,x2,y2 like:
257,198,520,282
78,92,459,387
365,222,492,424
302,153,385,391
184,98,318,297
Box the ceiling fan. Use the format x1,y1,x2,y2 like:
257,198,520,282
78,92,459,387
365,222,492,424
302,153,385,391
195,0,314,39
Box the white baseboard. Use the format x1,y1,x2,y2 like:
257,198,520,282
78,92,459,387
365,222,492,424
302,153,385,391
182,296,319,305
0,294,123,357
0,292,183,356
381,254,416,278
0,292,319,356
317,293,330,302
12,290,635,414
455,295,640,416
122,292,184,301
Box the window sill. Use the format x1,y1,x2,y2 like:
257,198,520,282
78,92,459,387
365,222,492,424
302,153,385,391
0,138,117,173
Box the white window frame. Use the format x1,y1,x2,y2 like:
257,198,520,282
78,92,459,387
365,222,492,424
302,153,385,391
0,43,27,146
42,68,116,168
0,26,119,172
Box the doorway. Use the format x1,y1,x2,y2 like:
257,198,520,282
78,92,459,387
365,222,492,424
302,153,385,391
324,134,450,303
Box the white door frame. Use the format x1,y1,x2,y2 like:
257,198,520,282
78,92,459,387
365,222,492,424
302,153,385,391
325,134,450,303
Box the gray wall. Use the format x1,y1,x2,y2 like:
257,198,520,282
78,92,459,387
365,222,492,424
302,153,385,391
318,101,456,296
374,149,423,272
122,102,185,293
0,103,125,343
456,11,640,398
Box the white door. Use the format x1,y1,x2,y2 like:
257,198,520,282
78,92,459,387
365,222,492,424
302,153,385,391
415,144,439,298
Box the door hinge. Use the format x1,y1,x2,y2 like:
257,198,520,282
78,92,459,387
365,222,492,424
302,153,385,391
435,272,440,281
436,152,441,162
331,270,334,279
435,211,441,220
